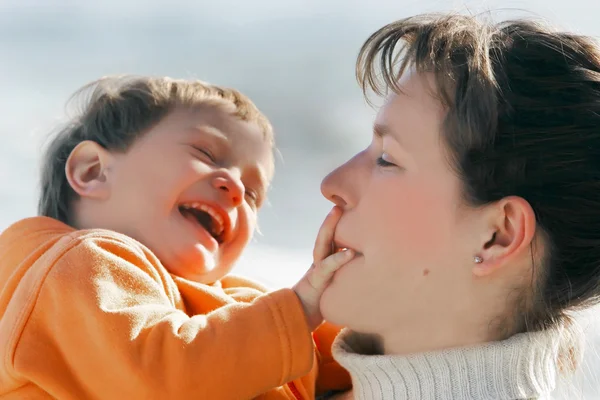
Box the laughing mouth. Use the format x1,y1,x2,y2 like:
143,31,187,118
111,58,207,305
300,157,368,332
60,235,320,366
179,202,229,244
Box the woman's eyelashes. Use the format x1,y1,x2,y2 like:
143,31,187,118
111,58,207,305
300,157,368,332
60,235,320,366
376,153,398,168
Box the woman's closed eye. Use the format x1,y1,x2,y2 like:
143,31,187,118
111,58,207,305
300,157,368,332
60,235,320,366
376,153,397,168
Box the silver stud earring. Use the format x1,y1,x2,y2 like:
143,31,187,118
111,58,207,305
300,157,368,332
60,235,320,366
474,256,483,264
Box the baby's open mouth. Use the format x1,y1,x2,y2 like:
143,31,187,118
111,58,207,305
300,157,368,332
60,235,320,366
179,203,226,244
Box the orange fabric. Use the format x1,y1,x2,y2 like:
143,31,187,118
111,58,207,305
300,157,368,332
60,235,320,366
0,217,350,399
313,323,352,394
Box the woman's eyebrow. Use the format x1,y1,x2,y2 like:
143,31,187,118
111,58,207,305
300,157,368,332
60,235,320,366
373,123,389,138
374,123,404,145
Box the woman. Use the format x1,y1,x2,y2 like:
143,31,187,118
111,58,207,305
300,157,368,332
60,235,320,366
318,13,600,399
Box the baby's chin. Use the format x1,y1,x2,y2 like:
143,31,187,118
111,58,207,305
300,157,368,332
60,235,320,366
159,247,219,282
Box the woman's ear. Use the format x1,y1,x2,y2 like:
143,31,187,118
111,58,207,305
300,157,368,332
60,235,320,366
472,196,536,277
65,141,113,200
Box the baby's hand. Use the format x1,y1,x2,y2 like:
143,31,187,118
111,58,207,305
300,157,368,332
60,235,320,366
292,206,354,331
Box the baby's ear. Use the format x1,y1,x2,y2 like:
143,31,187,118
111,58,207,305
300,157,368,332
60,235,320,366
65,140,113,200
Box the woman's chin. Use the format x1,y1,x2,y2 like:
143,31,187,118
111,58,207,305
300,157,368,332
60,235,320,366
320,285,350,326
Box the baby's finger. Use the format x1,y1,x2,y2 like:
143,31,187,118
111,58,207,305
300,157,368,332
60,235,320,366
313,207,342,262
308,249,354,290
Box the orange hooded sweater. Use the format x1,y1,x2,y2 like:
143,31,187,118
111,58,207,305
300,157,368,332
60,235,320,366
0,217,350,399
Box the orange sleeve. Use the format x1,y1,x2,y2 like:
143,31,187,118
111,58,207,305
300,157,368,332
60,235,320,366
9,235,314,400
313,322,352,395
221,276,352,396
221,274,272,292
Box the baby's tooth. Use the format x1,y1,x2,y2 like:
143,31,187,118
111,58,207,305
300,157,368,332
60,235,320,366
184,203,226,237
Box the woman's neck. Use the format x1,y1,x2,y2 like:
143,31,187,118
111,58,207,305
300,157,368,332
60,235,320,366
379,281,514,355
380,318,493,355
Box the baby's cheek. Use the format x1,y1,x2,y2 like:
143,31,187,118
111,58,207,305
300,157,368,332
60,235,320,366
225,212,254,261
240,208,257,243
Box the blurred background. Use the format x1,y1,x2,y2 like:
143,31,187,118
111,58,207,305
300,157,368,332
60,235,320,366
1,0,598,397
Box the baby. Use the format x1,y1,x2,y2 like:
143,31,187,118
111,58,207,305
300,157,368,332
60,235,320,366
0,76,354,399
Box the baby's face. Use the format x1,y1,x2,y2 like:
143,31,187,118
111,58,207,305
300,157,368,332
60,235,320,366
78,107,273,283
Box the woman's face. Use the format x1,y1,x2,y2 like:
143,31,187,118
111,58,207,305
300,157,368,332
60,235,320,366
320,72,483,337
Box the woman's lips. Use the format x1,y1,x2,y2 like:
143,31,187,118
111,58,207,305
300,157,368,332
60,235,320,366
333,239,361,255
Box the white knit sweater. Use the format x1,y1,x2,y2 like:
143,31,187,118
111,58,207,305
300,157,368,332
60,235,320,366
330,328,572,400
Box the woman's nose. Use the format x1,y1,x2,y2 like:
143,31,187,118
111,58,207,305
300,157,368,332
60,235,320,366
321,153,363,209
321,171,347,207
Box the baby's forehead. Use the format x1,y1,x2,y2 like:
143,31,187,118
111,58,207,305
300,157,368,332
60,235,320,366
181,105,273,142
180,110,275,185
